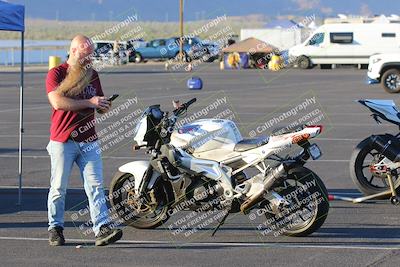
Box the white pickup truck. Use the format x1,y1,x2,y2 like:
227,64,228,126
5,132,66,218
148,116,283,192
368,53,400,93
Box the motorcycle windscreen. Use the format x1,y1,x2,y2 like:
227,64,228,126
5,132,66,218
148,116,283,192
133,116,148,146
133,105,163,147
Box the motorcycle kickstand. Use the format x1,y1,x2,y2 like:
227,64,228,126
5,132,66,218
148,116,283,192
211,211,230,237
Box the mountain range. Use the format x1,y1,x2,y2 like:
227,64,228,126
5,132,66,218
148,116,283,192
5,0,400,21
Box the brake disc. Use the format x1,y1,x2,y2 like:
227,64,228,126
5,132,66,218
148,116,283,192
126,190,156,213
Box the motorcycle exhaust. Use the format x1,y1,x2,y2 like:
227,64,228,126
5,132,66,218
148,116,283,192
369,134,400,162
240,164,286,213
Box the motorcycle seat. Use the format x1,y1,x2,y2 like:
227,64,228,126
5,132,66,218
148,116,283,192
234,136,269,152
271,125,305,136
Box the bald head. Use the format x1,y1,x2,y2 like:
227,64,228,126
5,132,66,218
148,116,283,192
68,34,94,66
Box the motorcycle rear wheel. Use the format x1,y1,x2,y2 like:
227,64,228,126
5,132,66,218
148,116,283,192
264,168,329,237
109,171,170,229
349,137,400,196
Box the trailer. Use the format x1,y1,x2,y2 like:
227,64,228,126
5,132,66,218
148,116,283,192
289,23,400,69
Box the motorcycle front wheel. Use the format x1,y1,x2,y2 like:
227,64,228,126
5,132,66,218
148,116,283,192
263,168,329,237
349,137,400,196
109,171,170,229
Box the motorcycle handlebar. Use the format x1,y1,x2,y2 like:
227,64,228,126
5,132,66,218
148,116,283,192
184,98,197,108
173,98,197,116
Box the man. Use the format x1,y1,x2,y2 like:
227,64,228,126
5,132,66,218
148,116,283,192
113,40,120,65
46,34,122,246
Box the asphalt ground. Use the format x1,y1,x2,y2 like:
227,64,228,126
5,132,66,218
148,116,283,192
0,63,400,266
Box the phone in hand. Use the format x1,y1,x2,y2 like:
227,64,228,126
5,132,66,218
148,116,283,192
96,94,118,113
107,94,119,102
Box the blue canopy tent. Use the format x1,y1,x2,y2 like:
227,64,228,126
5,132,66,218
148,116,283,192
0,0,25,204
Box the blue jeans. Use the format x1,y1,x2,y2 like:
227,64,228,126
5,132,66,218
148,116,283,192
46,140,109,236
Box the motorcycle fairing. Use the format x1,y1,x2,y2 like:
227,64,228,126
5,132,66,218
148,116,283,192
118,161,151,190
176,148,235,198
171,119,242,154
133,117,148,146
359,99,400,125
240,126,322,164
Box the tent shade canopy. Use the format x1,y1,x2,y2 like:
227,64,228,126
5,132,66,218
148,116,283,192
222,37,277,53
0,0,25,204
0,0,25,32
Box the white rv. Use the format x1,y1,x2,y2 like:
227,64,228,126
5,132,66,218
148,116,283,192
289,23,400,69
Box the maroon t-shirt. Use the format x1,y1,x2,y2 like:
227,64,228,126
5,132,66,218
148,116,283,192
46,62,104,143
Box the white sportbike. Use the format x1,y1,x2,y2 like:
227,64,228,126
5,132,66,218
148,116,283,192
109,98,329,236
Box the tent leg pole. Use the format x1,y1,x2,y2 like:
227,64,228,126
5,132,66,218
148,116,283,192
17,32,24,206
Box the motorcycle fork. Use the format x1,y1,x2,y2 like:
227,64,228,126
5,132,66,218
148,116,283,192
138,165,154,194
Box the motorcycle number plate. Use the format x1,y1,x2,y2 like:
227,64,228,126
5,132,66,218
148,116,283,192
308,144,322,160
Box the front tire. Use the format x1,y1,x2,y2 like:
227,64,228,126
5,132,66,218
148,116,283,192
297,56,312,69
381,68,400,93
134,53,143,63
109,171,169,229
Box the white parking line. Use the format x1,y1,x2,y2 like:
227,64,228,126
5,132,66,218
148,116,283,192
0,184,361,192
0,155,144,160
0,135,49,137
0,185,362,195
315,159,349,162
0,135,360,142
0,105,48,113
317,138,358,141
0,236,398,250
0,154,350,162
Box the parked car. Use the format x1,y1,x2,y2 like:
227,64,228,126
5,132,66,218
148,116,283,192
289,23,400,69
92,40,113,60
92,40,128,65
126,39,147,62
133,37,219,63
368,53,400,93
188,39,220,62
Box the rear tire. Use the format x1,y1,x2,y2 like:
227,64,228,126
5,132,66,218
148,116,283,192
381,68,400,93
284,169,329,237
297,56,312,69
264,168,329,237
349,137,400,196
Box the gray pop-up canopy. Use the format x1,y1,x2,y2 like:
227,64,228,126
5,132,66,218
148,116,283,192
222,37,277,53
0,0,25,204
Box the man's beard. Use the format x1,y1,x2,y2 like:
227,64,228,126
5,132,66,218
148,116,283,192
55,64,93,97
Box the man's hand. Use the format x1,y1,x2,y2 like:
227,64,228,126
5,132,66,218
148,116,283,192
88,96,110,109
97,102,112,114
172,100,182,109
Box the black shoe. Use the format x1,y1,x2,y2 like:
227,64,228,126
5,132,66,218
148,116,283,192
49,226,65,246
95,224,123,246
